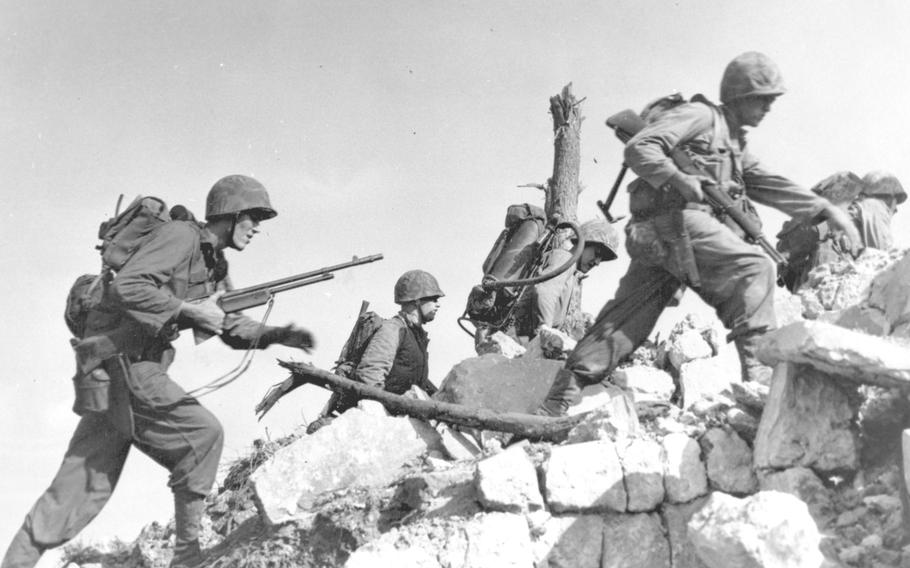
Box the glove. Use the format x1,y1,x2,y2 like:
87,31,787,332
667,171,708,203
265,325,316,353
823,205,863,258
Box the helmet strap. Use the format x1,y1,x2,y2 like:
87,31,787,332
228,213,242,251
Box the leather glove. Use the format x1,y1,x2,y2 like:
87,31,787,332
667,171,708,203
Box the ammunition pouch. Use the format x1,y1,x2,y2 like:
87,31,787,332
625,210,700,287
71,338,135,438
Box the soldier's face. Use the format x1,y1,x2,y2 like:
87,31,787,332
732,95,776,127
578,244,605,273
418,296,441,322
231,213,261,250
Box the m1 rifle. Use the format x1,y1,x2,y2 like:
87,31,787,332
603,108,787,270
191,253,384,314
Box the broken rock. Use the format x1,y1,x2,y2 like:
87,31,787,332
251,410,433,524
700,427,758,495
545,439,627,513
688,491,824,568
662,432,709,504
475,443,544,513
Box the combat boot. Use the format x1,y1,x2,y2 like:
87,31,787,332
536,368,584,417
170,491,206,568
0,526,43,568
734,332,773,385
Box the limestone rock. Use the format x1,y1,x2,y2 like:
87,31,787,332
475,443,544,513
678,356,739,411
757,320,910,389
830,305,891,336
700,427,758,495
774,286,806,326
251,410,433,524
434,353,563,413
612,366,675,403
345,512,535,568
394,463,480,519
753,364,860,474
617,437,665,512
566,386,641,443
758,467,833,527
865,249,910,329
662,497,711,568
688,491,824,568
534,515,603,568
729,381,768,413
602,512,671,568
666,329,716,371
662,432,709,503
725,407,760,445
545,440,627,513
475,331,526,358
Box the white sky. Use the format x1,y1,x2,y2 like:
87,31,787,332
2,2,910,563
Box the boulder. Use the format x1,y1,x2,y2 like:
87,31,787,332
345,512,535,568
758,467,833,527
757,320,910,389
534,515,604,568
567,386,641,443
753,364,860,474
612,366,675,403
662,433,709,503
434,353,563,413
251,410,434,524
617,437,665,512
699,427,758,495
725,407,760,445
662,497,710,568
393,463,480,519
475,331,526,358
602,512,671,568
688,491,824,568
678,356,739,411
799,248,894,318
475,443,544,513
865,249,910,331
545,440,627,513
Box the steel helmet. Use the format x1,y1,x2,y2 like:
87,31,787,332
862,171,907,204
205,175,278,221
574,219,619,261
720,52,786,104
394,270,445,304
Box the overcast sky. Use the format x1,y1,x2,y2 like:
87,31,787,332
2,2,909,564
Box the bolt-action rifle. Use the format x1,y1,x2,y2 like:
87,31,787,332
603,109,787,269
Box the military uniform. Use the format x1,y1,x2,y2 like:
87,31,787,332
540,94,838,414
850,197,895,251
355,313,437,396
4,176,306,568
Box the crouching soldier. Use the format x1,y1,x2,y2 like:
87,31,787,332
852,171,906,251
2,175,315,568
307,269,443,433
513,218,619,341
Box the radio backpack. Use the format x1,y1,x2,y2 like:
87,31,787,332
65,195,171,338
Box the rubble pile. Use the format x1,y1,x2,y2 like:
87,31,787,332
64,251,910,568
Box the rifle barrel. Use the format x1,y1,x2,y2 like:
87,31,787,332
229,253,383,297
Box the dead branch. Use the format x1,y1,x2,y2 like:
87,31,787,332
272,361,588,440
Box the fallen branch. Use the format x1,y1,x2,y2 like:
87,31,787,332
270,361,588,440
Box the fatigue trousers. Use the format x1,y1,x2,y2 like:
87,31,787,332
1,361,223,568
541,209,777,413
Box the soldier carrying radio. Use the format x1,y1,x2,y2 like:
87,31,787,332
2,175,318,568
537,51,863,417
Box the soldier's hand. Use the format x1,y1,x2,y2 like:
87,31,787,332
180,291,226,335
668,171,708,202
824,205,864,258
279,325,316,353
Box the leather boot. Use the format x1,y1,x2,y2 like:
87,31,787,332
734,332,773,385
536,368,584,417
0,526,43,568
170,492,205,568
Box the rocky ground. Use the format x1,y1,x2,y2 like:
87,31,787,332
61,248,910,568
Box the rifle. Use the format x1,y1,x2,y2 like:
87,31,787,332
191,253,384,314
605,108,787,269
597,109,643,223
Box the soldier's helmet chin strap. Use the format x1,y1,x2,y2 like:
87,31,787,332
228,212,242,251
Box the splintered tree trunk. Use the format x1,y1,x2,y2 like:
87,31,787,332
274,361,588,440
546,83,584,224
